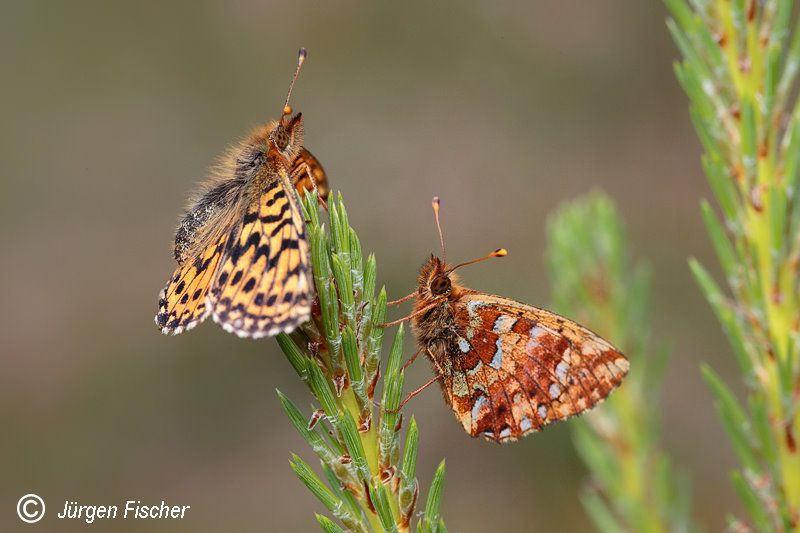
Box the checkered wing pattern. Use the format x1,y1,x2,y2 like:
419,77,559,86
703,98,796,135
442,292,629,442
209,178,312,338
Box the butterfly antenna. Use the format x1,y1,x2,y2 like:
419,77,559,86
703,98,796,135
432,196,446,262
447,248,507,273
282,47,307,118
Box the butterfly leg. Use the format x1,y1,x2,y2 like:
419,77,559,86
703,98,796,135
387,373,443,413
301,162,328,209
402,346,424,371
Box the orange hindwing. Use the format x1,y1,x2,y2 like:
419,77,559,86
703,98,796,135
157,232,228,334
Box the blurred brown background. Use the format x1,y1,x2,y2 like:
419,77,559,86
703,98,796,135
1,1,737,531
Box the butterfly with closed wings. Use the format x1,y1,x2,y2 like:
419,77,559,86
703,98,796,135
385,197,629,443
156,48,328,339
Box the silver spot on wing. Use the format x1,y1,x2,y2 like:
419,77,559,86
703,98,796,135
556,361,570,383
490,338,503,369
526,326,547,351
457,336,471,353
467,299,487,315
471,394,488,421
538,405,548,420
492,314,517,334
549,382,561,399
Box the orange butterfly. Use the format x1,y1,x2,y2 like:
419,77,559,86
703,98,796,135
385,198,629,442
156,49,328,338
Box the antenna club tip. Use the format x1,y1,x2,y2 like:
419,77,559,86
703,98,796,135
298,48,307,61
494,248,508,257
432,196,440,208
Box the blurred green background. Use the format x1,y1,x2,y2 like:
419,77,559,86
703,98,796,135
0,1,737,531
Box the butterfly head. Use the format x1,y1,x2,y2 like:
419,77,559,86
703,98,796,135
417,197,507,300
269,111,304,161
418,255,459,300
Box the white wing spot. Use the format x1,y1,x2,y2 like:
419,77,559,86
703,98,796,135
457,337,471,353
549,382,561,399
467,299,487,315
490,339,503,369
556,361,570,383
613,357,630,375
581,342,599,356
538,405,548,420
499,427,512,439
527,326,547,351
492,315,517,334
520,416,532,432
471,394,489,421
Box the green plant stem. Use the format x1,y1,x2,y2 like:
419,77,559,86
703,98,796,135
276,191,447,532
666,1,800,529
546,192,695,533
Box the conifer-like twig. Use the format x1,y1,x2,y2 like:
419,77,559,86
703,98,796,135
665,1,800,529
276,191,447,532
547,192,695,532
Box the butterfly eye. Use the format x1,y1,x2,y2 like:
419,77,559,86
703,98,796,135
272,128,290,151
430,274,451,295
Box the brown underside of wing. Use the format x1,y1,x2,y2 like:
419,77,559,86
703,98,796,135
435,294,629,442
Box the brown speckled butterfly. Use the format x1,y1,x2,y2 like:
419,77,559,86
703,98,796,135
155,48,328,338
385,198,629,443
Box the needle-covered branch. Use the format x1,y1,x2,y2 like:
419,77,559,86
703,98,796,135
275,191,448,532
666,1,800,529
